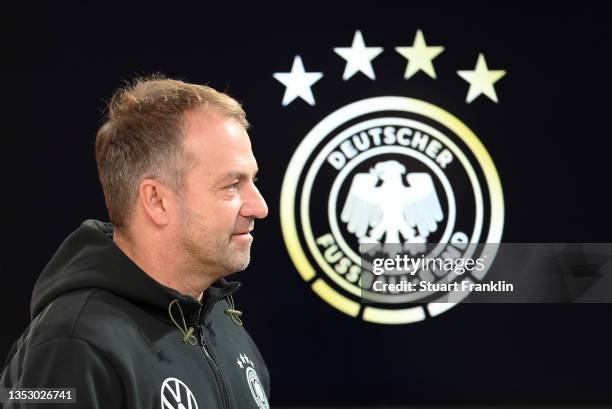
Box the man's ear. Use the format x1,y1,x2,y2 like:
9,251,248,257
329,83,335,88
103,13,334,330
138,178,175,227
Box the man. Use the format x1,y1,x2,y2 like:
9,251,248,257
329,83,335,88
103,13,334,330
0,77,270,409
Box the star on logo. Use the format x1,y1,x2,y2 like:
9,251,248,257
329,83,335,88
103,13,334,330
273,55,323,106
395,29,444,80
334,30,383,80
457,53,506,103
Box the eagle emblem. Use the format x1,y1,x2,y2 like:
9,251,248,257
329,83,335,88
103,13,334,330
341,160,443,247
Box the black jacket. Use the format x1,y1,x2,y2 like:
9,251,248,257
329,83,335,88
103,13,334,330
1,220,270,409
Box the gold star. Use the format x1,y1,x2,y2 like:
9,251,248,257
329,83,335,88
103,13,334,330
457,53,506,103
395,30,444,79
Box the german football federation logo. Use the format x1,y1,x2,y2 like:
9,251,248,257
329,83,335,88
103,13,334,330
276,30,505,324
236,353,269,409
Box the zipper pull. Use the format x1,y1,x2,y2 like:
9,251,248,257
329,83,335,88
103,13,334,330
197,325,205,346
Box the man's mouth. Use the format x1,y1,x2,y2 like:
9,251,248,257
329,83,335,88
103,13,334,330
232,228,253,238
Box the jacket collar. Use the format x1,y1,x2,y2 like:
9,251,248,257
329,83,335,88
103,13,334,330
31,219,241,328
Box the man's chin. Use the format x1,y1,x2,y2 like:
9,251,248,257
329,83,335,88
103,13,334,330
221,253,251,275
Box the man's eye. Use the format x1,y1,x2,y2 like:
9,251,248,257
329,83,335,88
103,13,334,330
227,182,239,191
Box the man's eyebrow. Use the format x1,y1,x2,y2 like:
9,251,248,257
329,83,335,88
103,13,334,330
216,169,259,185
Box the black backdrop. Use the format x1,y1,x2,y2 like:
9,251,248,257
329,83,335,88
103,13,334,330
2,8,611,406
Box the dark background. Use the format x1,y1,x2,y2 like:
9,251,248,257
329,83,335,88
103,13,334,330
2,8,611,406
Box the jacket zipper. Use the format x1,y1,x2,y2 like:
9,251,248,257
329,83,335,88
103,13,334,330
196,313,231,409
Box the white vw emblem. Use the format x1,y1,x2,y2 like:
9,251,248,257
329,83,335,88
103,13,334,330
161,377,198,409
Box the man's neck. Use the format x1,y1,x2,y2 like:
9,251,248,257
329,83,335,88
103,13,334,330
113,230,210,301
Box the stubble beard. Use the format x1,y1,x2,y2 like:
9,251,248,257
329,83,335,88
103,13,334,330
176,201,251,278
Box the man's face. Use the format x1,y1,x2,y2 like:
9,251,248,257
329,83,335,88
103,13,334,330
174,110,268,277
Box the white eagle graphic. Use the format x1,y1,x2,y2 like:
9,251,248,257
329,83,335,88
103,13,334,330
341,160,443,245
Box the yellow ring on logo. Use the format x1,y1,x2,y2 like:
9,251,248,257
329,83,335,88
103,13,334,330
280,96,504,324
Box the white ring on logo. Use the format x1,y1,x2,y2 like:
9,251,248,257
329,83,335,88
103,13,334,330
300,116,484,300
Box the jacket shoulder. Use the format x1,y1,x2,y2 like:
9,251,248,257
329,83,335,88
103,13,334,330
27,288,154,350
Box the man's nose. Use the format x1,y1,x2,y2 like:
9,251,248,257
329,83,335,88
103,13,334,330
241,184,268,219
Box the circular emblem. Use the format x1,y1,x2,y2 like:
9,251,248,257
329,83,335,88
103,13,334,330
280,96,504,324
161,377,198,409
246,366,269,409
